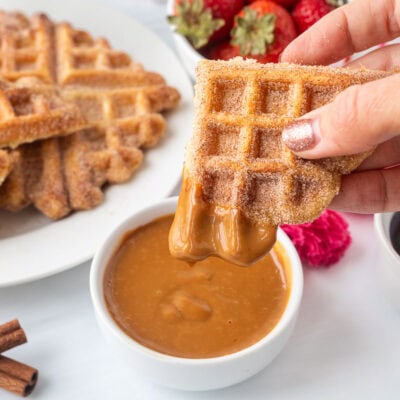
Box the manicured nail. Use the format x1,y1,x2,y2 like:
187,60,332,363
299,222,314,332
282,119,320,152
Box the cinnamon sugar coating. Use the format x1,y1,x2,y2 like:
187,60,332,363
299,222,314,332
0,77,87,149
186,58,390,225
0,11,180,219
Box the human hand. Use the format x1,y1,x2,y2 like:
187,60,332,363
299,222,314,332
280,0,400,213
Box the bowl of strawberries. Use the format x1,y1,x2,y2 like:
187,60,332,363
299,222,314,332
167,0,347,79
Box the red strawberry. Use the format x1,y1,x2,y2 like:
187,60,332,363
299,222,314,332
168,0,245,49
208,40,240,60
247,0,298,8
204,0,246,41
228,1,297,63
292,0,345,33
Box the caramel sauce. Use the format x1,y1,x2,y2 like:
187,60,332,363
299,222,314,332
104,215,290,359
169,174,277,266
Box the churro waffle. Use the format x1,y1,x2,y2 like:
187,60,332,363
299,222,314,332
0,12,54,83
0,12,166,87
0,11,180,219
0,84,179,219
56,22,159,87
0,77,87,148
170,58,389,265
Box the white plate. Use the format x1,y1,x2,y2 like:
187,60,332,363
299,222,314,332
0,0,193,287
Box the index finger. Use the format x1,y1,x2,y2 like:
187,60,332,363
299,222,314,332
281,0,400,65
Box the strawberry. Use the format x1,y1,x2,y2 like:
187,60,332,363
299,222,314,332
168,0,245,49
292,0,346,33
247,0,299,8
208,40,240,60
228,1,297,63
204,0,246,41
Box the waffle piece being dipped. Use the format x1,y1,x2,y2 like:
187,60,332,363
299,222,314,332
170,58,390,266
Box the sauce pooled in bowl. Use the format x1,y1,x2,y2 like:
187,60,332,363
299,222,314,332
104,214,290,359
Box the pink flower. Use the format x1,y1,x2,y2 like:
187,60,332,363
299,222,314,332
281,210,352,268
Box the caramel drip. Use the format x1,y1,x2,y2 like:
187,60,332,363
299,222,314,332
169,174,277,266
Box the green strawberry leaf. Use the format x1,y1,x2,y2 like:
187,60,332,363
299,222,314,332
231,8,276,56
168,0,225,49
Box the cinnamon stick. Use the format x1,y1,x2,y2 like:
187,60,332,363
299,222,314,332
0,355,38,397
0,320,27,353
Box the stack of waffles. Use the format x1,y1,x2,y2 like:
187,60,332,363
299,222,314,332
0,11,180,219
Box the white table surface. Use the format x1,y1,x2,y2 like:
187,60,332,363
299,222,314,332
1,1,400,399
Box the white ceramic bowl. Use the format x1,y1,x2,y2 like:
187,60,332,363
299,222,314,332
167,0,205,80
374,212,400,311
90,196,303,391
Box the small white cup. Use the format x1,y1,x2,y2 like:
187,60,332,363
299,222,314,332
90,196,303,391
374,212,400,311
166,0,205,80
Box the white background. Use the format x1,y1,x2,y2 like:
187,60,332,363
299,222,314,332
1,1,400,399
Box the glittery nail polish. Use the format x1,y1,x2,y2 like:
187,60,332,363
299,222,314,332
282,119,319,152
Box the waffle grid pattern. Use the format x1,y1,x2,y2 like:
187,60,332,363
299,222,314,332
0,13,53,83
56,23,145,85
0,11,180,219
191,60,388,224
61,86,175,184
0,79,179,217
0,80,87,148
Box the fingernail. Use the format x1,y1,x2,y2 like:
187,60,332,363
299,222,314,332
282,119,320,152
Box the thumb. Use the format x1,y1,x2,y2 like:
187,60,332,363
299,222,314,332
282,74,400,159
